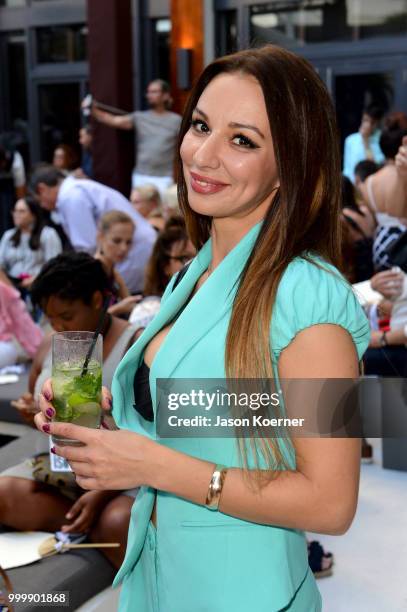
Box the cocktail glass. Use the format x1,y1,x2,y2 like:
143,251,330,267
51,331,102,446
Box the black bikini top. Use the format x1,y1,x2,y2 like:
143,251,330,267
133,360,153,422
133,263,192,423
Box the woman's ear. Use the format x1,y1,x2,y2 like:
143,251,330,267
91,290,104,310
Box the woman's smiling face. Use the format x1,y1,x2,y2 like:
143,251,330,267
180,72,279,221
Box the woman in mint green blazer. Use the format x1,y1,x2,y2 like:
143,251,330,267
37,45,370,611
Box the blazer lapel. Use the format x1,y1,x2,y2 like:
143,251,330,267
150,222,262,385
111,242,210,430
112,222,262,429
113,241,210,380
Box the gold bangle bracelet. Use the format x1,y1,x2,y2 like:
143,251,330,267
205,464,228,511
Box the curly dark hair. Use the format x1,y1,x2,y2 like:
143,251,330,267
354,160,379,183
31,252,111,307
379,112,407,159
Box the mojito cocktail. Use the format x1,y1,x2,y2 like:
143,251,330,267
51,332,102,446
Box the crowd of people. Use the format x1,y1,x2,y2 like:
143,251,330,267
0,79,197,573
341,114,407,358
339,110,407,463
0,63,407,607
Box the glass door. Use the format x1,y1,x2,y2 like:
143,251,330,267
0,31,29,167
310,55,407,159
37,81,81,164
334,69,396,153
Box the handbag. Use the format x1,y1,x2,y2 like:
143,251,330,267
31,454,80,500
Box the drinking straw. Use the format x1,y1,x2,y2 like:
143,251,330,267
81,295,111,377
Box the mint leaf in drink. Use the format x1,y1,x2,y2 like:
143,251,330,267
72,370,102,400
52,363,102,428
53,396,73,421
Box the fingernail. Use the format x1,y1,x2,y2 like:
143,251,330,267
101,420,109,429
46,408,55,418
50,446,56,454
44,390,51,401
42,424,50,433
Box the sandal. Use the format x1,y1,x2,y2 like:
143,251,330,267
308,540,334,579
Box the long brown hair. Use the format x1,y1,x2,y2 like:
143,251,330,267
177,45,342,480
11,195,45,251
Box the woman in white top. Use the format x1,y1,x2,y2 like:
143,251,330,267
361,113,407,271
95,210,141,317
0,195,62,289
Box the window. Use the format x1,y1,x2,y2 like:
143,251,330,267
38,83,81,162
36,24,88,63
0,0,26,6
349,0,407,39
216,10,238,56
336,72,395,151
250,0,407,47
7,33,27,123
1,32,29,167
151,19,171,82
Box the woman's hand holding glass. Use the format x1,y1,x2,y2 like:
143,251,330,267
34,378,156,491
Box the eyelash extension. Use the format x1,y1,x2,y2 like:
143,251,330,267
234,133,258,149
191,118,208,132
191,118,258,149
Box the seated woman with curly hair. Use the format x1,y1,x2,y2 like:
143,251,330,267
0,252,139,569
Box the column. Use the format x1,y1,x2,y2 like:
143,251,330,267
87,0,134,196
170,0,204,114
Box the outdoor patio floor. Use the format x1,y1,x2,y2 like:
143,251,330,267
317,439,407,612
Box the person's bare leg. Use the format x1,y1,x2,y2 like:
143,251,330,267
0,476,71,531
89,495,133,568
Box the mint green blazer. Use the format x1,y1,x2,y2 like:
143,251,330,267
111,223,370,611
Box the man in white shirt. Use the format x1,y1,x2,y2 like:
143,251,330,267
30,166,156,293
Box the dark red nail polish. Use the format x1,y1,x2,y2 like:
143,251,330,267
46,408,55,418
42,424,50,433
50,447,56,454
44,390,51,401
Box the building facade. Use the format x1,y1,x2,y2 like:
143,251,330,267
1,0,406,169
214,0,407,149
0,0,171,169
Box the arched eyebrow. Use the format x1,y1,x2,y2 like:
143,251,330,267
193,106,265,140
